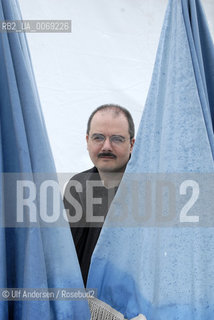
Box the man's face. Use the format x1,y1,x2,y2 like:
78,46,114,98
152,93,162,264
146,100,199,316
86,110,135,173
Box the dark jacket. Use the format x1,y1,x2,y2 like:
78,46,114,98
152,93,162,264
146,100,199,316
63,167,118,285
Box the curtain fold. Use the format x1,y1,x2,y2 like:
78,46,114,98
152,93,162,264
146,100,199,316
87,0,214,319
0,0,90,319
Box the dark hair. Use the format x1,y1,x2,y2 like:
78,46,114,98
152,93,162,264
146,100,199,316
86,104,135,139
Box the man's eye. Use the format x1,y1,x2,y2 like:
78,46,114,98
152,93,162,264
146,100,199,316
111,136,124,143
93,135,104,141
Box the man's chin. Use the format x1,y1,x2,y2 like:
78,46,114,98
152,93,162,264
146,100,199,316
96,158,115,168
98,167,117,173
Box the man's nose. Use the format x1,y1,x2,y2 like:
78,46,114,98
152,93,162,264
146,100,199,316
101,137,112,151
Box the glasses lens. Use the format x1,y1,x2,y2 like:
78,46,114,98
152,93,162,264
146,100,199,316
91,134,105,143
110,135,125,144
91,134,126,144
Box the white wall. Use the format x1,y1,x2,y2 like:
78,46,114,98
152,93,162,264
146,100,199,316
19,0,214,173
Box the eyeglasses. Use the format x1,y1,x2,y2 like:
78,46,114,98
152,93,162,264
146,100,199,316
90,133,129,145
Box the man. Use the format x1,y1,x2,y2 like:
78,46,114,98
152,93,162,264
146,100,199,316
63,104,135,285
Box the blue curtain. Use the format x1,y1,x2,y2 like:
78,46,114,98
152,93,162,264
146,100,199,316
0,0,90,319
87,0,214,319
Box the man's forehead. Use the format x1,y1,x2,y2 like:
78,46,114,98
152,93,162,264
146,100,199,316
89,110,129,134
91,109,128,125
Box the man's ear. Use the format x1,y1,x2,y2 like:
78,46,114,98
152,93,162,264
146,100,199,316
130,138,135,153
86,135,89,150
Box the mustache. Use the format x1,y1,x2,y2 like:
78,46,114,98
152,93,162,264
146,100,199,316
98,152,117,159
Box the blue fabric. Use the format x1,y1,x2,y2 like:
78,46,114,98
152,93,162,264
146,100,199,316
0,0,90,319
182,0,214,156
87,0,214,319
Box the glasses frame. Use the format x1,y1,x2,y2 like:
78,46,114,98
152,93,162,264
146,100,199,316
90,133,131,145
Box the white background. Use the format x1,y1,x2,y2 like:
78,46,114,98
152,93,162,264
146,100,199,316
19,0,214,173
